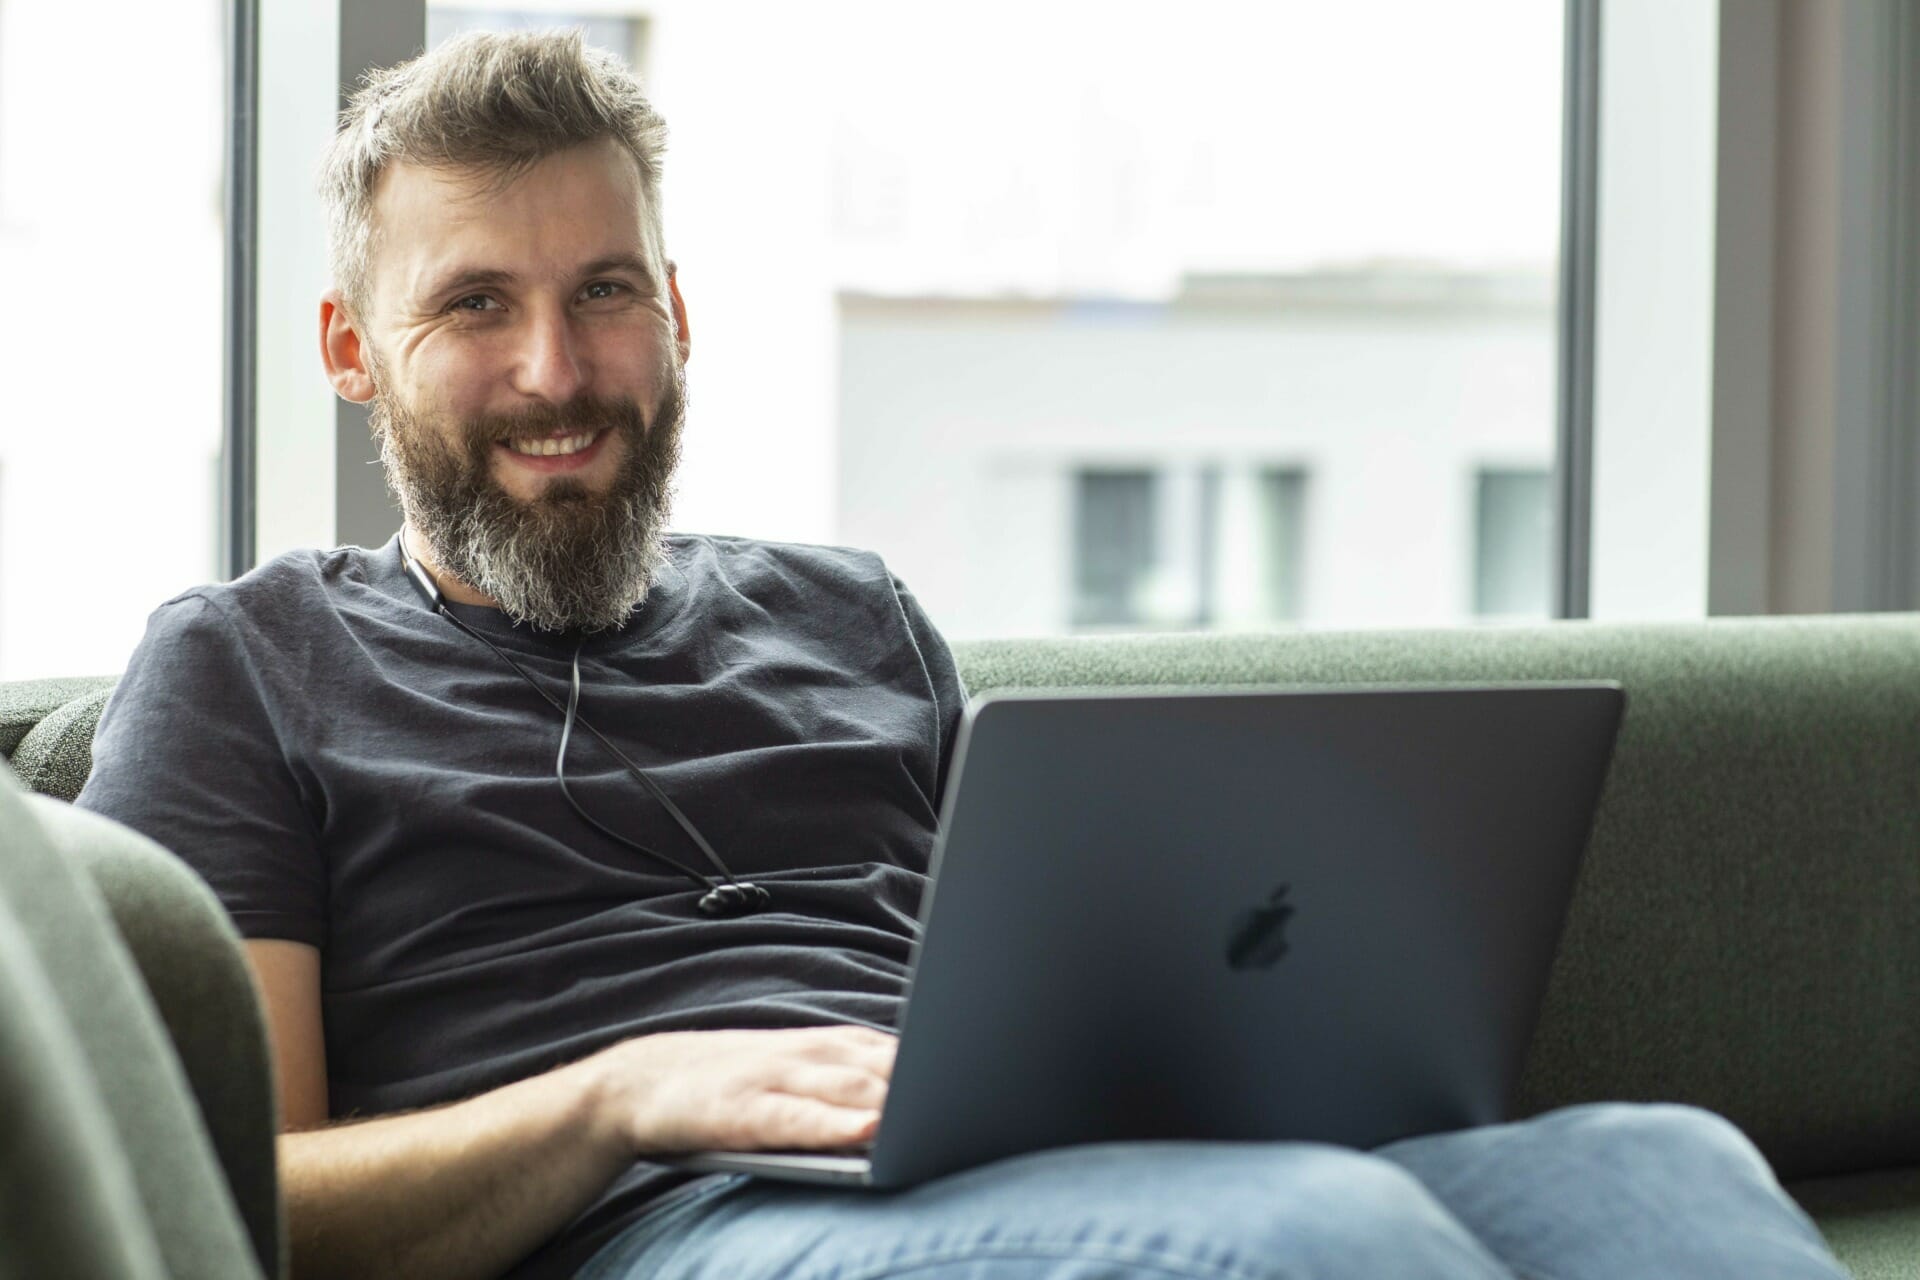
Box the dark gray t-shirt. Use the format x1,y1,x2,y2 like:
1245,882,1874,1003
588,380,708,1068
76,532,965,1280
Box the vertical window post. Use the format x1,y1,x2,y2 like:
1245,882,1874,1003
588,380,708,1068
1553,0,1601,620
222,0,260,580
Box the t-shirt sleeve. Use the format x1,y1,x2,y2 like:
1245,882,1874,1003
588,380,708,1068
888,572,968,804
76,592,326,947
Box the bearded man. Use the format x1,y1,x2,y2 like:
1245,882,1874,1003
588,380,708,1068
76,29,1848,1280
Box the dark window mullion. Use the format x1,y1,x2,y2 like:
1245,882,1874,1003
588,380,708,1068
1553,0,1601,620
221,0,260,580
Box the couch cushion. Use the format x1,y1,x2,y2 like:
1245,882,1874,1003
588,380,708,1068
0,674,114,758
954,614,1920,1182
1791,1167,1920,1280
14,683,114,801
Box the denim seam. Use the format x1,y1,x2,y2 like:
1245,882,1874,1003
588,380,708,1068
804,1241,1289,1280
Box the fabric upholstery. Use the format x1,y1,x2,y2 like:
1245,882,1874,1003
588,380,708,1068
16,682,113,800
11,612,1920,1277
1790,1168,1920,1280
0,764,264,1280
0,887,168,1280
0,673,114,757
33,790,283,1278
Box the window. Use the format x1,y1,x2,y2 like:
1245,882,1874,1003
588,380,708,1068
427,8,647,70
1073,470,1157,628
432,2,1566,641
0,0,225,678
1473,468,1553,619
1259,470,1309,625
1068,462,1309,633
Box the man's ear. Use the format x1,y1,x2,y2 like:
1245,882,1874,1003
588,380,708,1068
667,264,691,365
320,291,378,403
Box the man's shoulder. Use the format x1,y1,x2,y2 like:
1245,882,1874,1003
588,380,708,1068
140,543,387,651
664,532,895,596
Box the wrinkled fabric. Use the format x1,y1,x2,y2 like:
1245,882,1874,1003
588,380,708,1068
579,1104,1845,1280
78,532,964,1280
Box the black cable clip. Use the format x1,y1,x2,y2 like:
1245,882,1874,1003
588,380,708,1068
698,882,772,917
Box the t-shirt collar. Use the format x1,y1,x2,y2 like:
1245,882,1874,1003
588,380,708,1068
374,532,685,654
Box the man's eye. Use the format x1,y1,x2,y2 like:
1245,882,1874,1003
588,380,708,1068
450,295,499,313
582,281,627,301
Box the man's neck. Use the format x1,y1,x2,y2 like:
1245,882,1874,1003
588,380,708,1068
401,523,499,609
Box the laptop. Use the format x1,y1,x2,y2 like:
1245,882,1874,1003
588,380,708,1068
673,682,1625,1189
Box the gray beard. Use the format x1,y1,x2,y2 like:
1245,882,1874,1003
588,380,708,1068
372,376,685,634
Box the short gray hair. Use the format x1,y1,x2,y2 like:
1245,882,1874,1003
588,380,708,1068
320,28,669,314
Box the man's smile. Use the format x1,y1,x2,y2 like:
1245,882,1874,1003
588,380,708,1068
494,426,613,475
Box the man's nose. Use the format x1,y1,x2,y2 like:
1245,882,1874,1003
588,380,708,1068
511,305,589,404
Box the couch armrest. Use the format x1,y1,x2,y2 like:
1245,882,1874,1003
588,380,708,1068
15,685,115,801
0,675,115,760
0,890,170,1280
28,795,284,1280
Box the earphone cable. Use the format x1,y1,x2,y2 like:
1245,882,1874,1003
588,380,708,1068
396,531,767,913
431,600,738,892
555,635,722,892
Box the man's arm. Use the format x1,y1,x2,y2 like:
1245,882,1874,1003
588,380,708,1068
245,942,892,1280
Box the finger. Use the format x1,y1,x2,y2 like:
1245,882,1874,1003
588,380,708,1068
791,1027,899,1073
852,1040,896,1080
744,1093,881,1151
800,1039,896,1082
772,1063,889,1111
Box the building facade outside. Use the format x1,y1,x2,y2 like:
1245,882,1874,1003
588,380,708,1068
838,271,1554,639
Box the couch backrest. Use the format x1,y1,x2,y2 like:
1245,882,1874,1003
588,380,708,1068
13,613,1920,1183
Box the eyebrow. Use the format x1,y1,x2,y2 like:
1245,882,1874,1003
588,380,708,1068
578,253,660,287
420,266,517,301
417,253,660,304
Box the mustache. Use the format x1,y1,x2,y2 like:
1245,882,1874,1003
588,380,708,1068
461,395,646,449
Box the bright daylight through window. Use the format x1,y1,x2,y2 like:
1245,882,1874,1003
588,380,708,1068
435,0,1566,641
0,2,225,679
0,1,1564,680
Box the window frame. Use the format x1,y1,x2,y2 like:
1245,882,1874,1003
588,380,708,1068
228,0,1609,623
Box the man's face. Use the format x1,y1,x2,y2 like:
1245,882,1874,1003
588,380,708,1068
346,139,689,631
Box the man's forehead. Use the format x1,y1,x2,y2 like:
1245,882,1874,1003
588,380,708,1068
372,137,645,220
369,141,659,300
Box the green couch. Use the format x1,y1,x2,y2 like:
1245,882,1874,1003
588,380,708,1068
6,613,1920,1278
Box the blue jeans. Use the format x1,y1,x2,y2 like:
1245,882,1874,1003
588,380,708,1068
576,1104,1845,1279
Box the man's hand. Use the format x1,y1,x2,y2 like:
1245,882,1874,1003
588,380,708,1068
252,930,897,1279
270,1024,894,1280
586,1025,897,1155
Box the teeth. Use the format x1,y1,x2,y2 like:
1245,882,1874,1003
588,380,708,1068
507,431,598,458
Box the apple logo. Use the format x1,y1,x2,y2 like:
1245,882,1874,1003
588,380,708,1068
1226,884,1295,970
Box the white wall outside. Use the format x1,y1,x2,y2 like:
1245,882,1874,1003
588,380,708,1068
838,287,1554,639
